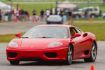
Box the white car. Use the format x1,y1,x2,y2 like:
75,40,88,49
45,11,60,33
46,15,63,24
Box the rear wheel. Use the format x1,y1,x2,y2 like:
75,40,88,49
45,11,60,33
65,45,73,65
84,42,97,62
10,61,19,65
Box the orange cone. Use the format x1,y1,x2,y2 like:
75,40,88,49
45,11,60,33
90,64,95,70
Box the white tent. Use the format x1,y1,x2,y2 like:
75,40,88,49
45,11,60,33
57,1,78,11
0,2,11,12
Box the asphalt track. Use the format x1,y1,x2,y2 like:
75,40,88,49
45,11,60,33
0,21,44,34
0,41,105,70
0,20,105,34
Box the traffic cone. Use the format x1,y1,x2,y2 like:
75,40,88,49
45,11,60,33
90,64,95,70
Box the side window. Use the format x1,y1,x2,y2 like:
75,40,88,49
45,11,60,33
75,27,82,34
70,27,78,36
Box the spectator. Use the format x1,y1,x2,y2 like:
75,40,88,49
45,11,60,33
84,11,88,19
46,9,50,17
15,9,19,20
52,8,55,15
0,9,2,22
32,9,37,22
50,9,53,15
32,9,36,16
40,9,44,20
25,10,30,21
63,14,67,22
68,11,73,24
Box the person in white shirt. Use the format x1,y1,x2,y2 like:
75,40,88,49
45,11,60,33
46,9,50,17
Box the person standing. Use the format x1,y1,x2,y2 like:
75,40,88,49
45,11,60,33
68,11,73,24
32,9,37,22
40,9,44,21
0,9,2,22
46,9,50,17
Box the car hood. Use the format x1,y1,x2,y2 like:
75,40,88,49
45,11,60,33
19,38,69,50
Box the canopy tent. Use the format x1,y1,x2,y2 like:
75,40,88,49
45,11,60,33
0,2,11,12
57,1,78,11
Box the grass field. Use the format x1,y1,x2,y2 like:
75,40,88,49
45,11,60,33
0,34,15,43
74,23,105,41
0,22,105,42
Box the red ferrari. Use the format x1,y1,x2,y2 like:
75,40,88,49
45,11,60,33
6,25,97,65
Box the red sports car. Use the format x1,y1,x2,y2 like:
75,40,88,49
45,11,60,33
6,25,97,65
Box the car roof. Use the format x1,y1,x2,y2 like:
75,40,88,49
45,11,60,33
37,24,74,28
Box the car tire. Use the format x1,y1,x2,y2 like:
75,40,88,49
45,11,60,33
84,42,97,62
10,61,19,65
64,45,73,65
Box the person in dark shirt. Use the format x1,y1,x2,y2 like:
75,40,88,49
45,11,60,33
40,9,44,20
32,9,36,16
68,11,73,24
0,9,2,22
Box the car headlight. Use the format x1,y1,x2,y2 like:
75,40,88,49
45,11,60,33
8,41,18,48
48,41,63,48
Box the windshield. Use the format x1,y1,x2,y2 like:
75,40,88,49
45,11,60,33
22,26,68,38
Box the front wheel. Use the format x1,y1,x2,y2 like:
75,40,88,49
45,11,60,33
10,61,19,65
84,42,97,62
64,45,73,65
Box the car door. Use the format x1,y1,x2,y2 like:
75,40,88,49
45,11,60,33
70,27,91,59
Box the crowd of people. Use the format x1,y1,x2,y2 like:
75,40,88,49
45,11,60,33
0,8,72,23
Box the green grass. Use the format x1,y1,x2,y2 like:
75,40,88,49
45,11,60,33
0,34,15,43
0,22,105,42
73,23,105,41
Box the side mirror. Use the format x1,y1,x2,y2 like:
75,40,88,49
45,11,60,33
15,33,22,38
72,33,81,38
83,33,88,37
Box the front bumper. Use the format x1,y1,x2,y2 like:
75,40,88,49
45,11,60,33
6,47,68,61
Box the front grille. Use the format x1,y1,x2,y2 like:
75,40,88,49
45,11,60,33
20,57,41,61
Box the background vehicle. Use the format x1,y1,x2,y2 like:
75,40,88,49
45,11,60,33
6,25,97,65
72,9,84,19
83,6,101,18
46,15,63,24
72,6,101,19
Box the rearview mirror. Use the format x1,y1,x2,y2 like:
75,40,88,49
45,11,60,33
83,33,88,37
15,33,22,38
72,33,81,38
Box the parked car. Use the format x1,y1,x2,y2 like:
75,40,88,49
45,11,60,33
82,6,101,18
72,9,84,19
6,25,97,65
72,6,101,19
